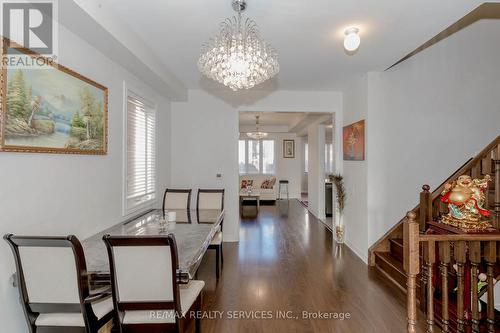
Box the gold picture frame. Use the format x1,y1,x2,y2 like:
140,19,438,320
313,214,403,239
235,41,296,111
0,38,108,155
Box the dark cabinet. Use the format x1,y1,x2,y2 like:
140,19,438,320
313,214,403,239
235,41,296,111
325,182,333,217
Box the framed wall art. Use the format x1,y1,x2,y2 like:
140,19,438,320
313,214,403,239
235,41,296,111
1,39,108,154
343,119,365,161
283,139,295,158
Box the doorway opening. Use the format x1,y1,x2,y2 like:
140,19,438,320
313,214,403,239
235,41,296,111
238,111,338,225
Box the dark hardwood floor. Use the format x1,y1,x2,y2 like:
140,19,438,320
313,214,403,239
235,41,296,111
195,199,426,332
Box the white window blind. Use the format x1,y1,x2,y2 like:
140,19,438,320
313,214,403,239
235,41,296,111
126,94,156,211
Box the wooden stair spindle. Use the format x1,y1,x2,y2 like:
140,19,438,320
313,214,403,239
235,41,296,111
494,145,500,229
472,163,481,180
420,185,432,232
454,241,467,333
420,184,433,315
482,152,492,176
438,241,451,333
484,241,497,333
421,254,428,313
424,241,436,333
404,211,420,333
469,241,481,333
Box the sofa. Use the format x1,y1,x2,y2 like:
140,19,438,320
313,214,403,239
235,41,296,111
239,175,277,201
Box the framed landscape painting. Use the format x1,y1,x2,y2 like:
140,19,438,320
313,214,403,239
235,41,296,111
0,40,108,154
343,120,365,161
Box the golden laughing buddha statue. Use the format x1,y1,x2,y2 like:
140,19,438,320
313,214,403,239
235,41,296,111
440,174,492,231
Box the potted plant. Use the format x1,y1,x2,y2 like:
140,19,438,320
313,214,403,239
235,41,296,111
329,174,346,244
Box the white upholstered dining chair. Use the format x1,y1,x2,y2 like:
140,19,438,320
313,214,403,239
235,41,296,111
102,234,204,333
162,188,192,212
197,189,225,280
3,234,115,333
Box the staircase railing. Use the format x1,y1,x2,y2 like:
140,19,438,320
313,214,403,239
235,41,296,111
419,135,500,232
405,212,500,333
404,136,500,332
369,135,499,265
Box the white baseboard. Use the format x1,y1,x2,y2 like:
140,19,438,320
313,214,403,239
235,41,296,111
345,240,368,264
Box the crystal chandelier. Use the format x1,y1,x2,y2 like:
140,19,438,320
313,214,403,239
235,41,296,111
198,0,279,91
246,115,268,140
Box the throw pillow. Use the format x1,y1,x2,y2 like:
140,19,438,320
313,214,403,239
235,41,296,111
241,179,253,189
269,178,276,188
261,178,276,189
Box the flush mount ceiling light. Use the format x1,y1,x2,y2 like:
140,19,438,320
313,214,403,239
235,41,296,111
246,115,268,140
198,0,279,91
343,27,361,52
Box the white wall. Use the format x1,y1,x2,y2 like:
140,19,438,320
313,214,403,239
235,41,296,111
171,89,342,241
307,124,326,219
0,25,172,332
275,134,303,198
301,137,308,194
366,20,500,246
342,20,500,262
342,75,369,262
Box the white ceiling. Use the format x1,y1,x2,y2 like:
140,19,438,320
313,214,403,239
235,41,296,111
239,112,332,135
102,0,485,91
240,112,306,127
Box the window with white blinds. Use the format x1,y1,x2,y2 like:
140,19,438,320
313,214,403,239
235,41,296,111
125,93,156,212
238,139,275,175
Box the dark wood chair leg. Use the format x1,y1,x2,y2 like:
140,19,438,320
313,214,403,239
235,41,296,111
110,321,120,333
215,246,220,280
220,243,224,266
195,294,202,333
195,316,201,333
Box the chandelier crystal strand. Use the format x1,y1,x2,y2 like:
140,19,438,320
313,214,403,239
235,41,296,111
198,0,279,91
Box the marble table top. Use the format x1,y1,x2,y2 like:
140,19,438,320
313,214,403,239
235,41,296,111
82,208,224,279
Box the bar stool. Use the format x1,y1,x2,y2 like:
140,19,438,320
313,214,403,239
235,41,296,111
278,180,289,200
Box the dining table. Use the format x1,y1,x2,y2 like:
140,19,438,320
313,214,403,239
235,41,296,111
81,208,224,285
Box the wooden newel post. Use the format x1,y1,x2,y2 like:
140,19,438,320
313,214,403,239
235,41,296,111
420,185,432,232
404,211,420,333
